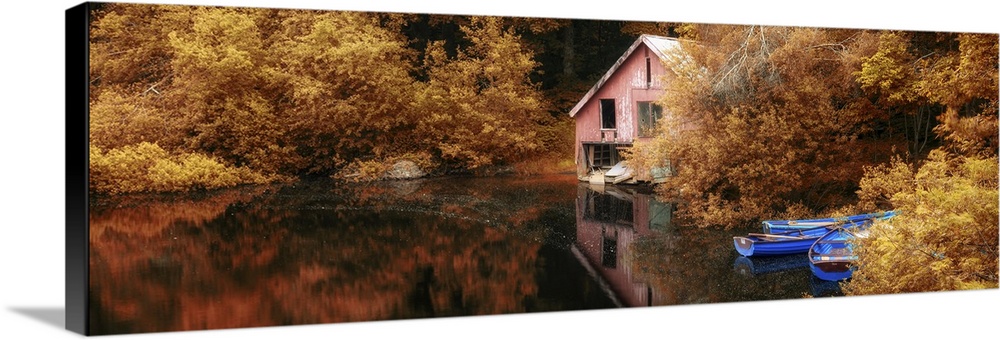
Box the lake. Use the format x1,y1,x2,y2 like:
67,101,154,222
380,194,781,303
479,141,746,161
87,173,841,335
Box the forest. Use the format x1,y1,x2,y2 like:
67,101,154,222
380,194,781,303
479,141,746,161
87,3,665,193
87,3,998,294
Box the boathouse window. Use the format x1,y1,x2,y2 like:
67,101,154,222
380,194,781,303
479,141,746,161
645,56,652,88
637,101,663,137
600,99,616,129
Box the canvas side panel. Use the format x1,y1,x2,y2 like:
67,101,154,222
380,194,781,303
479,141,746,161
65,1,91,336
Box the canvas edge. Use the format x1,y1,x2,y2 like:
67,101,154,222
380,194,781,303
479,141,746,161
65,1,91,336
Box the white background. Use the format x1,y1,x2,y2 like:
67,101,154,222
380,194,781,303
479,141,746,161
2,0,997,339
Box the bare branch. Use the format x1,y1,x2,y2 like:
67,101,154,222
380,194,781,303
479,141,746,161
804,43,846,52
140,73,173,96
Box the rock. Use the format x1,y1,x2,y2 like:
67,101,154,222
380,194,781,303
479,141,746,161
383,160,426,180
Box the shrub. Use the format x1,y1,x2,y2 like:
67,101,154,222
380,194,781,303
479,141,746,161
90,142,270,194
844,151,999,295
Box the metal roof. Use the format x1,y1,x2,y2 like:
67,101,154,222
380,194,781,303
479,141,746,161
568,34,682,118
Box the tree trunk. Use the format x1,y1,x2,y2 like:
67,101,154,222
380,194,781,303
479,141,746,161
562,21,575,78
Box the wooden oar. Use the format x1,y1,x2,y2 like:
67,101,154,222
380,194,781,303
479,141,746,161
748,233,806,240
779,221,840,227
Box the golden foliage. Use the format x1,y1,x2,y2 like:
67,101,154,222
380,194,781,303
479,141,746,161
88,4,569,191
632,26,890,228
631,25,997,231
857,31,998,156
89,88,175,150
844,32,998,295
90,142,270,194
270,10,420,173
856,32,920,105
845,152,999,294
413,16,547,169
926,34,1000,156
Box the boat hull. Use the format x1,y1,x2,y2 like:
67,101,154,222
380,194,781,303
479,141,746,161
809,261,854,281
764,211,895,234
808,227,859,281
733,236,819,257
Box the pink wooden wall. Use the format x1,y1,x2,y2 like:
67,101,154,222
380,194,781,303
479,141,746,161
574,43,668,166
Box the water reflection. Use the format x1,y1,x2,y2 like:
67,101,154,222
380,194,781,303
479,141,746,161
88,175,838,335
732,255,809,277
572,183,677,307
88,176,616,335
730,255,843,297
573,182,836,307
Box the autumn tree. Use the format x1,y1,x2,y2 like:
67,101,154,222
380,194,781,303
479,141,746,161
269,10,420,175
630,25,893,228
88,4,278,194
845,151,998,294
88,4,182,92
844,33,998,295
921,34,999,156
88,4,192,151
412,16,549,170
164,7,299,173
855,31,999,157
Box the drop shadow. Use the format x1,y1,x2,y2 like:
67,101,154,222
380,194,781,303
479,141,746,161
9,307,65,330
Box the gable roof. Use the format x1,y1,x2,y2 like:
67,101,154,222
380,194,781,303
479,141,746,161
568,34,681,118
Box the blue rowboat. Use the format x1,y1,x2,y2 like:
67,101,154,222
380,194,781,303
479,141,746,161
763,211,896,234
732,226,828,257
808,227,860,281
765,219,873,239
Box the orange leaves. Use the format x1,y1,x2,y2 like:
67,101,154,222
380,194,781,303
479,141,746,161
856,32,921,105
855,31,998,156
632,25,904,228
88,3,571,185
167,8,264,99
89,143,270,194
925,35,999,156
846,153,998,294
413,16,547,170
919,33,998,107
270,11,422,174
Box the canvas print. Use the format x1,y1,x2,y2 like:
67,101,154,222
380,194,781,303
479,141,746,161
66,1,999,336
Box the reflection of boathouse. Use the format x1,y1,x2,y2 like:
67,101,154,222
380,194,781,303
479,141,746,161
572,183,676,307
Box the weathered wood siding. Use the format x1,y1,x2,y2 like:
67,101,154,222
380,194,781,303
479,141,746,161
574,44,668,167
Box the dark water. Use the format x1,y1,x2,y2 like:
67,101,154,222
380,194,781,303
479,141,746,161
88,174,840,335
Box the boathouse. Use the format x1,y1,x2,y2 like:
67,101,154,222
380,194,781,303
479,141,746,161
569,34,680,184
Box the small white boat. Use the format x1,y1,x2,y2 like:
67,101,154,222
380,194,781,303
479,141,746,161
605,161,629,177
